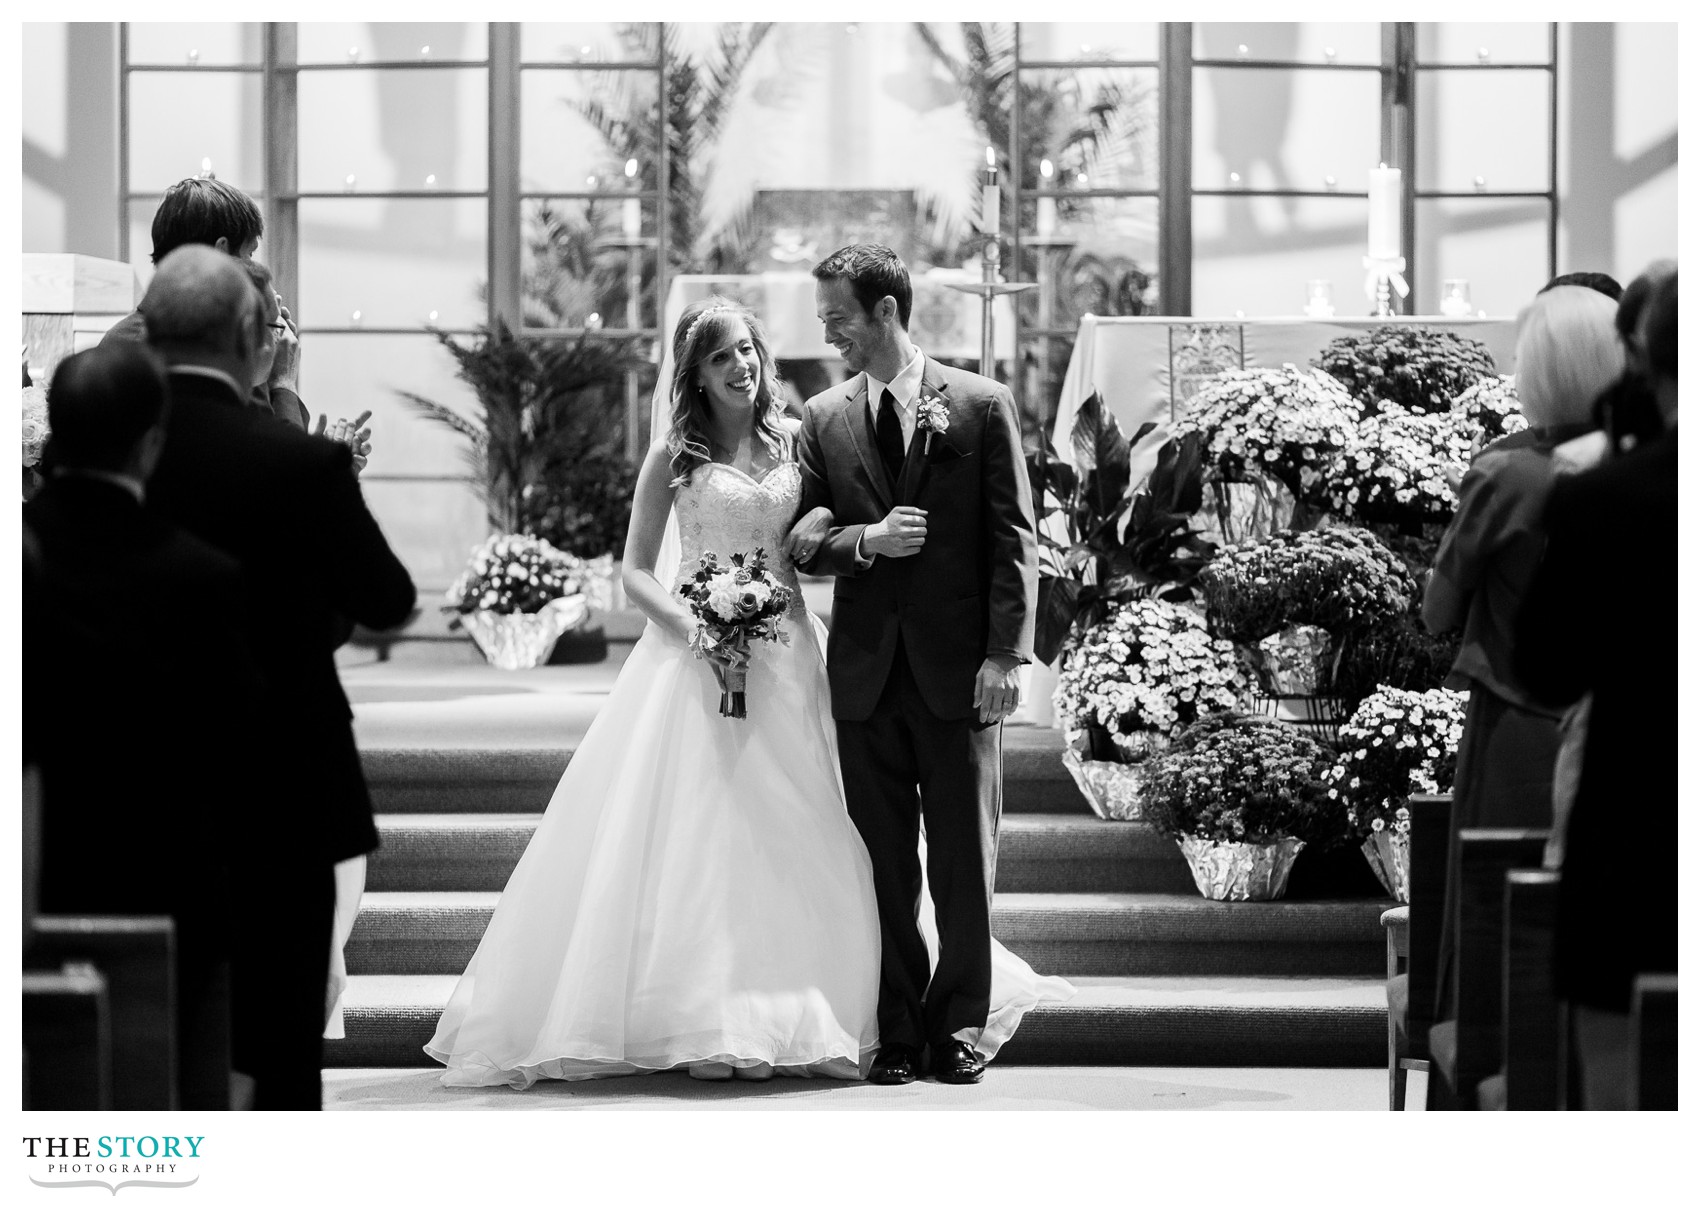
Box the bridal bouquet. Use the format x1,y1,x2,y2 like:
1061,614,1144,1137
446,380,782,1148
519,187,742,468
678,548,793,718
1324,685,1466,840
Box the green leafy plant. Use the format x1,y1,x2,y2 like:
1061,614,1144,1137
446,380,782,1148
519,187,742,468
1313,327,1498,418
1142,714,1344,846
398,320,644,539
1026,391,1216,665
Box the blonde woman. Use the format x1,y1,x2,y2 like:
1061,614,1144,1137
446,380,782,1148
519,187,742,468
1423,285,1625,1011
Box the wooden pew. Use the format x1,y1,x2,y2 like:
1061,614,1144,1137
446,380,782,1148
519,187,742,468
1428,828,1549,1109
1477,869,1562,1110
1384,794,1452,1110
22,964,111,1110
27,916,178,1110
1629,974,1678,1110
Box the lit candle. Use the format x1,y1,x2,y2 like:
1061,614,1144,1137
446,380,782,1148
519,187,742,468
1368,163,1401,261
199,157,214,178
622,159,642,239
979,146,1000,236
1037,159,1057,238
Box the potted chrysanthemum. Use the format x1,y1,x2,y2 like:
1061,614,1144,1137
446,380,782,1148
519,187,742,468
1197,526,1412,731
1324,685,1466,901
1141,714,1343,900
1449,374,1528,448
442,533,593,670
1052,598,1250,820
1322,405,1468,535
23,383,49,500
1312,326,1498,418
1174,364,1359,543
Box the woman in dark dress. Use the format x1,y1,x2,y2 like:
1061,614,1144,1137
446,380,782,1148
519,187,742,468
1422,285,1625,1011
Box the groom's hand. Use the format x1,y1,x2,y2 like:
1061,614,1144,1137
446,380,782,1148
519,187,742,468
974,654,1024,724
862,506,928,559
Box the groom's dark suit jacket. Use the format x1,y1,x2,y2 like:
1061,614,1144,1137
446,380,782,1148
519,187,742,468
797,355,1037,720
147,369,417,864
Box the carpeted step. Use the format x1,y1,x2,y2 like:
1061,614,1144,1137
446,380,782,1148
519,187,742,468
325,973,1387,1070
358,725,1085,816
365,813,1198,895
344,891,1391,979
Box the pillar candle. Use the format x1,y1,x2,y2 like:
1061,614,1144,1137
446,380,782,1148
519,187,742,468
1368,164,1401,261
622,159,642,239
980,146,1000,235
1037,159,1057,238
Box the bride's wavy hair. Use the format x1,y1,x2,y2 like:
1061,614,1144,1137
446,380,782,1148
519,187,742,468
666,296,790,485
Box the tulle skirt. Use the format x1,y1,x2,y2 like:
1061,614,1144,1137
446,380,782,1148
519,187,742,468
425,615,1072,1088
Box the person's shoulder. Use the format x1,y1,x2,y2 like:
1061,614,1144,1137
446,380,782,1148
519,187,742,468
97,310,147,347
927,357,1009,405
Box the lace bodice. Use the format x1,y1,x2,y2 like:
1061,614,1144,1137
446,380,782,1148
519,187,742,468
673,461,807,621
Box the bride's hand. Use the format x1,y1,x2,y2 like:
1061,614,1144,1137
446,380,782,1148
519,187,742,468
785,506,834,565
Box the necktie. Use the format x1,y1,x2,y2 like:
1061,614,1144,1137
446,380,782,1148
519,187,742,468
876,387,905,483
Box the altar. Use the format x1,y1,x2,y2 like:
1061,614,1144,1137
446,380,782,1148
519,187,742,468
663,270,1017,367
1051,314,1520,446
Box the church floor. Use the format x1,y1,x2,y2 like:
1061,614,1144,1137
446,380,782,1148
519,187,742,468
323,1066,1388,1112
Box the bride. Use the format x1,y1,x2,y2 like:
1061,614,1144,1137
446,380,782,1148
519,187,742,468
425,297,1071,1087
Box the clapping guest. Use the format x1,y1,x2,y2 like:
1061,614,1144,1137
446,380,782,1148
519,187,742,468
24,344,264,1108
140,245,417,1110
1516,268,1677,1110
237,259,374,469
1422,285,1626,1013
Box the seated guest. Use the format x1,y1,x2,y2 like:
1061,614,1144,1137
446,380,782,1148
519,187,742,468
23,344,264,1108
1516,269,1677,1111
140,245,418,1110
1423,285,1626,1012
101,176,312,431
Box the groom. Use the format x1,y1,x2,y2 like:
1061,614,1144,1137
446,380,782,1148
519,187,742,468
797,244,1038,1085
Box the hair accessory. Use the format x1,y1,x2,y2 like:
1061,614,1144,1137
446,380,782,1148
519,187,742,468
683,304,736,352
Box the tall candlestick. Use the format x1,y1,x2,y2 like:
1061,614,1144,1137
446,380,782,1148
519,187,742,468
622,158,642,239
1368,163,1401,261
979,145,1000,236
1037,159,1057,238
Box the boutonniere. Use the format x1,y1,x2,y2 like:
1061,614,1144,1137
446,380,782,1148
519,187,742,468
916,392,950,455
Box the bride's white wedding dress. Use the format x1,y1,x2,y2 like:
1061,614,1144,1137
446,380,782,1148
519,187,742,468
425,460,1072,1087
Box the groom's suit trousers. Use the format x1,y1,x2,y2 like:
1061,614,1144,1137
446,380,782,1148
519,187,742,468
837,640,1001,1053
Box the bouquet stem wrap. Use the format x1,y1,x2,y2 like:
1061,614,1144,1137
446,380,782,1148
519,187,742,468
714,642,751,719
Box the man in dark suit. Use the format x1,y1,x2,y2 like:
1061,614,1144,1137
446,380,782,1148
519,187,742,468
797,244,1038,1086
25,343,263,1108
1515,267,1677,1110
100,176,310,431
140,244,418,1109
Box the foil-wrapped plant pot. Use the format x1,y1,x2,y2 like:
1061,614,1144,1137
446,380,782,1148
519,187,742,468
1061,748,1149,821
1175,835,1307,901
458,594,590,670
1257,623,1334,697
1360,828,1410,902
1110,730,1171,766
1250,692,1349,745
1199,474,1297,548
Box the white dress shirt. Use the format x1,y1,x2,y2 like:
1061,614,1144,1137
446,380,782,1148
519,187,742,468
864,345,927,450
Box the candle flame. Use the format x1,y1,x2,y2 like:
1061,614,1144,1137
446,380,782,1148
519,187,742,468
200,157,213,176
985,146,996,168
1040,159,1054,179
624,159,639,179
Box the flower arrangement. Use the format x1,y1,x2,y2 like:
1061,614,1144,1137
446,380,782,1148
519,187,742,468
1198,526,1412,646
677,548,794,718
1141,714,1342,846
23,384,49,468
443,533,590,616
1313,326,1499,418
1449,374,1529,446
1322,406,1467,530
1325,685,1466,839
1053,599,1250,758
1174,365,1359,507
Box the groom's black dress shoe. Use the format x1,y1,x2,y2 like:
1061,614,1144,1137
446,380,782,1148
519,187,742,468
867,1044,921,1085
929,1041,986,1085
